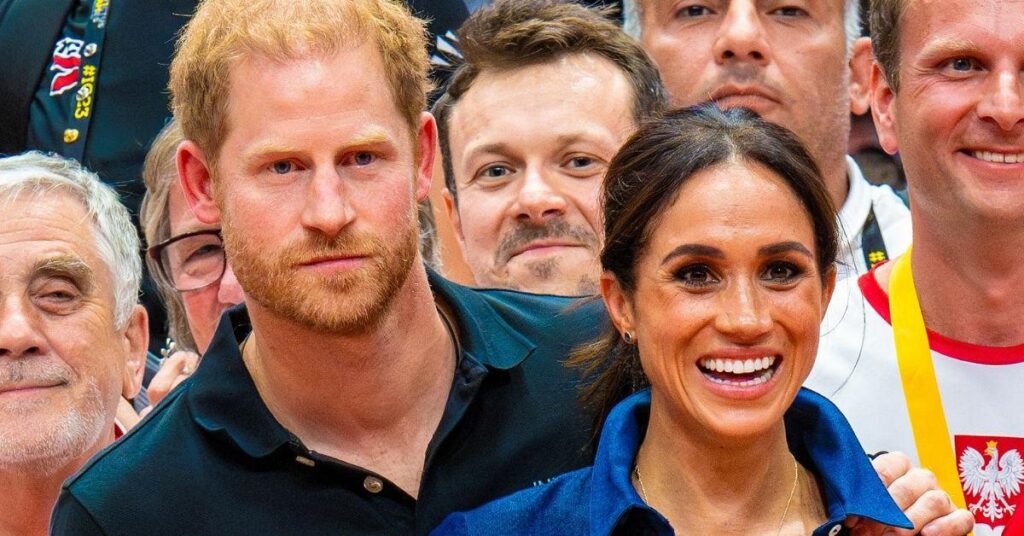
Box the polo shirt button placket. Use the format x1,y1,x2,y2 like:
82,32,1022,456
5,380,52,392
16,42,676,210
827,524,843,536
363,475,384,494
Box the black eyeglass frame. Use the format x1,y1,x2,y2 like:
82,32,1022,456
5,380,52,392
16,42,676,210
147,229,226,292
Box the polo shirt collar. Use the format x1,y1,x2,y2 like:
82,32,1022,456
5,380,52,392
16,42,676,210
186,304,293,459
185,270,536,459
426,268,536,370
587,388,912,535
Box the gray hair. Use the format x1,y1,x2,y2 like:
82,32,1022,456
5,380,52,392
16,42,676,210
623,0,862,54
0,152,141,329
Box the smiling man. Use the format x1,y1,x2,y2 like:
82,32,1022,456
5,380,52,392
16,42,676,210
434,0,667,295
0,152,147,536
623,0,911,278
807,0,1024,533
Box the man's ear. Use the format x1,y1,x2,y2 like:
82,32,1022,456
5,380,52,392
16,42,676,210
415,112,438,203
177,140,222,225
600,271,635,338
870,61,900,155
849,37,874,116
120,305,149,399
442,188,467,249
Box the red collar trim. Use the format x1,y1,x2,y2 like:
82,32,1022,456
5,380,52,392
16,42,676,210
859,268,1024,365
114,420,126,440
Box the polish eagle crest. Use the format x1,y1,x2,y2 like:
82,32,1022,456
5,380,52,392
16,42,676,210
959,440,1024,522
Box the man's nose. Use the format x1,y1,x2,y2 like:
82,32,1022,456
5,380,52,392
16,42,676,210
714,1,771,67
977,67,1024,132
300,166,356,237
0,297,47,359
511,166,568,224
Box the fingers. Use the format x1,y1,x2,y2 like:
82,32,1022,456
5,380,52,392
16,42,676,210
871,451,913,488
147,351,200,407
116,396,141,430
919,507,973,536
871,452,970,535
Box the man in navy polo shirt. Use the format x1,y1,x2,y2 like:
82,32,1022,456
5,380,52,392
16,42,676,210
49,0,603,534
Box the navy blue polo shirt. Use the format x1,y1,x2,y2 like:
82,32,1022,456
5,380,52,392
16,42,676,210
51,271,607,535
433,388,913,536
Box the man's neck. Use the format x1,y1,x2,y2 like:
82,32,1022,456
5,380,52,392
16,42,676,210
243,265,456,496
0,448,105,536
876,212,1024,346
824,156,851,215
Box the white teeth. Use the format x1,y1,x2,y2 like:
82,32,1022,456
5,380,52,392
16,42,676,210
705,366,776,386
698,356,776,374
972,150,1024,163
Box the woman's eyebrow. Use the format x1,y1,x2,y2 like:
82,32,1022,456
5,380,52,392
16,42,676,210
661,244,724,266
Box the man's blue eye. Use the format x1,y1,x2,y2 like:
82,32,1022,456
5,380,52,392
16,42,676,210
950,58,974,71
353,152,375,166
271,161,293,174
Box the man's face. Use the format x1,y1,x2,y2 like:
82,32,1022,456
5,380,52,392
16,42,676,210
445,53,636,295
187,44,432,334
639,0,851,179
166,184,244,353
873,0,1024,223
0,193,142,474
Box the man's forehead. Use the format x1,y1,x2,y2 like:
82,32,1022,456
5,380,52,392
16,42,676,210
0,192,105,276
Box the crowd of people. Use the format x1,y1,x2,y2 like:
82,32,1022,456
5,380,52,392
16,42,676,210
0,0,1019,534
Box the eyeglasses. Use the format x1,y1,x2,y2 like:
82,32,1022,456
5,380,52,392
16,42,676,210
148,229,226,292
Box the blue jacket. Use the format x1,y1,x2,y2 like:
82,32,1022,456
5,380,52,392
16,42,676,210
433,388,913,536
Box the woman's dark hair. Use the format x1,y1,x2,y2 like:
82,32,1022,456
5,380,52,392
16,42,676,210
570,105,839,434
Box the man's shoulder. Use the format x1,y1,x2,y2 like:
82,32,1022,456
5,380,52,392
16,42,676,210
432,466,593,536
60,384,206,521
470,287,608,337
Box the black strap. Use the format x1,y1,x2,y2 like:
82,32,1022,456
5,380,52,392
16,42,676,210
0,0,75,152
62,0,111,161
861,204,890,270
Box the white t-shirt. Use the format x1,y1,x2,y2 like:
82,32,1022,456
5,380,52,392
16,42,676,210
835,157,913,280
807,270,1024,535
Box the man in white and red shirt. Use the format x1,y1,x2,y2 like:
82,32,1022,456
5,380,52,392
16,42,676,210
807,1,1024,534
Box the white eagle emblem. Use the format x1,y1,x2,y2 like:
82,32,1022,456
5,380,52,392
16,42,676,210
959,441,1024,522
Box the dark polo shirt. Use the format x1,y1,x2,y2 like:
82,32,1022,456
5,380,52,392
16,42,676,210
51,271,606,535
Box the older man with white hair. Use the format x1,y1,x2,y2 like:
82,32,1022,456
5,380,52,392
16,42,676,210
0,152,148,536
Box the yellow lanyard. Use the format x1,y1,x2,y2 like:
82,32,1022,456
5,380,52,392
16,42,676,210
889,248,970,515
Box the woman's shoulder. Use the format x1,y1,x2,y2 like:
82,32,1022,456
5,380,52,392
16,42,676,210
431,466,595,536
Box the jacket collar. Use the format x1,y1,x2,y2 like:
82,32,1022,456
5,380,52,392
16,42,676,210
587,388,913,535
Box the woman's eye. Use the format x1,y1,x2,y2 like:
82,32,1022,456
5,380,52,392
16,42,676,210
675,264,719,288
762,262,802,283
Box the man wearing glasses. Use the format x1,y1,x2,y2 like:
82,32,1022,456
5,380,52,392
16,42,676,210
140,121,244,409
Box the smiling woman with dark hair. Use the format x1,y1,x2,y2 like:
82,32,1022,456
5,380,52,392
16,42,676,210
432,105,918,535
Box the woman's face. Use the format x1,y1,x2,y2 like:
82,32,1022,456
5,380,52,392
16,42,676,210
603,160,835,442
